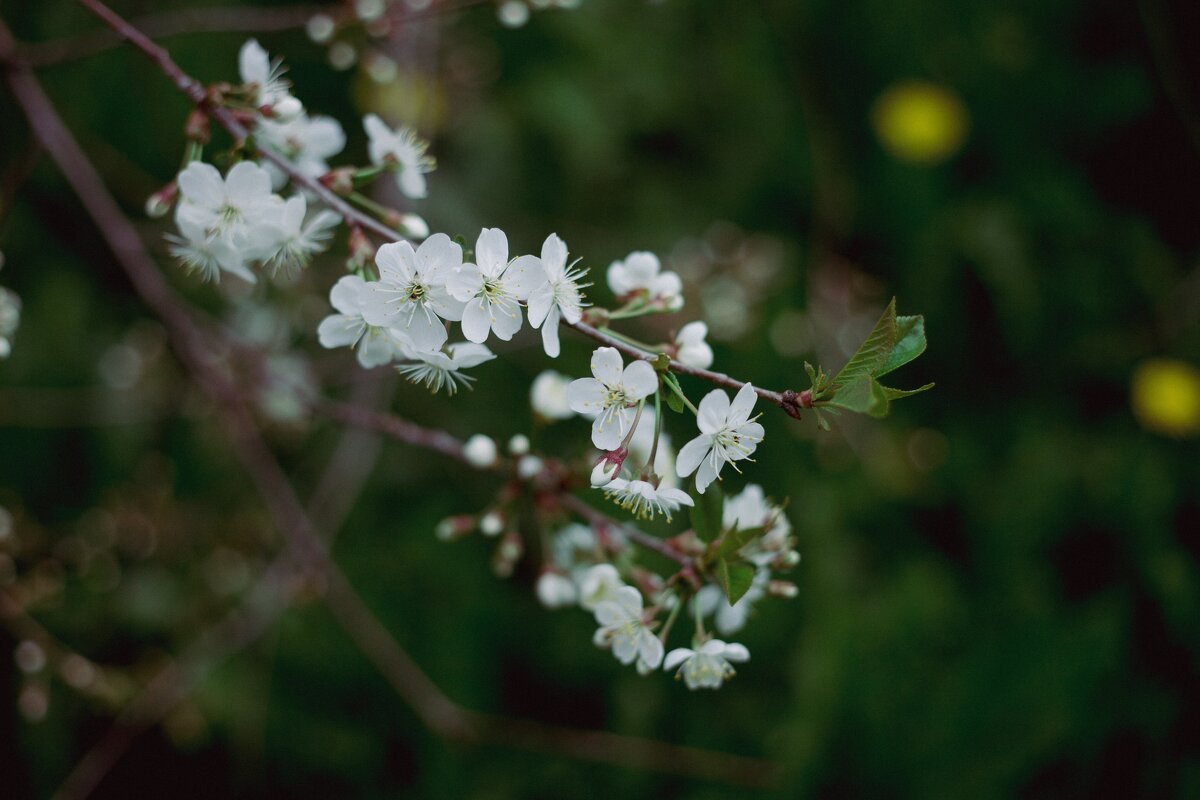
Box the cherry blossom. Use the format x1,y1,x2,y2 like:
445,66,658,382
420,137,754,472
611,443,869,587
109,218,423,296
363,235,466,352
526,233,588,358
592,585,663,671
674,321,713,369
663,639,750,689
676,383,765,493
317,275,407,368
447,228,543,343
607,250,683,309
566,347,658,450
363,114,435,199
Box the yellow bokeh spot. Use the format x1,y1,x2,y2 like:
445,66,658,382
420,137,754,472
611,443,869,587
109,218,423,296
872,81,969,165
1131,358,1200,438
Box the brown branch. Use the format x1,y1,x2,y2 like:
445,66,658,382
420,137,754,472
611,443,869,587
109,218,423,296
71,0,810,420
1,19,779,793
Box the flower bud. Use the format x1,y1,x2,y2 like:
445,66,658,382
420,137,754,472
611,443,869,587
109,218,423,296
397,212,430,240
320,167,356,197
435,514,475,541
184,108,211,144
536,571,577,609
271,95,303,122
517,455,543,480
463,434,498,468
507,434,530,456
144,182,178,218
492,531,523,578
306,13,336,43
590,448,626,487
479,511,505,537
772,550,802,571
768,579,798,599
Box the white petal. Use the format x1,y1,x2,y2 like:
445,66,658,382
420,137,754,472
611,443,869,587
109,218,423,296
722,643,750,662
590,347,623,386
328,275,366,314
663,648,693,671
695,455,720,494
317,314,360,348
225,161,271,200
566,378,606,415
416,233,461,283
176,162,223,208
460,297,492,343
675,435,710,478
446,264,483,302
540,233,568,278
591,412,625,451
490,300,523,340
398,167,427,200
621,360,658,400
541,306,561,357
638,632,664,669
504,255,545,301
677,320,708,346
696,388,731,435
375,241,417,283
446,342,495,369
594,601,627,627
475,228,508,276
402,309,448,351
728,383,758,425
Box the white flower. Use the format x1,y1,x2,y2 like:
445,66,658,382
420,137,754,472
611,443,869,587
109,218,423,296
507,434,530,455
395,342,495,395
363,234,466,351
166,216,255,283
530,370,574,420
175,161,280,261
693,578,765,635
480,511,504,536
526,233,589,358
256,112,346,189
592,585,663,671
676,383,764,494
317,275,407,368
363,114,435,199
590,455,623,487
674,321,713,369
579,563,624,611
463,434,498,468
607,251,683,308
601,478,694,522
536,571,577,609
663,639,749,689
265,195,340,276
723,484,793,565
239,39,293,110
0,286,20,359
446,228,543,343
517,455,544,479
566,347,658,450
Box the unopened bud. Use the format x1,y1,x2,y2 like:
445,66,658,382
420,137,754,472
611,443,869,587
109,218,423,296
397,212,430,240
590,449,626,487
435,514,475,541
772,550,802,571
144,182,178,218
492,531,523,578
275,96,304,121
321,167,356,197
507,434,530,456
536,570,577,609
479,511,505,537
517,455,543,480
463,434,498,468
768,579,798,599
306,13,336,43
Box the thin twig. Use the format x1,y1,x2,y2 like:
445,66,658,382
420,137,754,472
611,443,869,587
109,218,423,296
70,0,811,420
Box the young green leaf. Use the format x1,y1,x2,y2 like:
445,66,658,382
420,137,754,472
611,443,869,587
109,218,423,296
876,314,927,379
716,526,766,560
717,558,756,605
666,388,685,413
689,484,725,542
825,375,890,417
831,298,898,386
879,382,935,400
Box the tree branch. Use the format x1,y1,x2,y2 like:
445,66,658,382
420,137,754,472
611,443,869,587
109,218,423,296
70,0,811,420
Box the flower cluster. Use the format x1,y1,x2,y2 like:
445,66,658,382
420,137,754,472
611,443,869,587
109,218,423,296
140,32,933,693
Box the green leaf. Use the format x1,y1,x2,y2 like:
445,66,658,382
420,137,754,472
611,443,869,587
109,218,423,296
879,382,935,400
689,484,724,543
717,558,756,605
831,298,897,386
716,526,766,560
876,314,927,379
825,375,890,418
666,389,684,414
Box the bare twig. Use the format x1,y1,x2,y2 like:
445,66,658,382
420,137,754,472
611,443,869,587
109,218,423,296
70,0,812,420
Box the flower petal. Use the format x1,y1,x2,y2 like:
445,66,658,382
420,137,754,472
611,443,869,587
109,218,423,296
475,228,508,277
722,643,750,662
728,383,758,425
663,648,693,671
590,347,623,386
375,241,417,284
460,297,491,343
621,360,658,400
675,435,710,478
541,306,562,357
566,378,606,415
503,255,545,301
540,233,568,278
696,388,731,434
446,264,483,302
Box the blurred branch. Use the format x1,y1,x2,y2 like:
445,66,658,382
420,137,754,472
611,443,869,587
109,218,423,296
0,18,780,793
69,0,815,421
21,4,329,68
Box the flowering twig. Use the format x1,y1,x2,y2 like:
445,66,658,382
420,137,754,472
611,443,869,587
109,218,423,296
0,20,779,791
71,0,815,421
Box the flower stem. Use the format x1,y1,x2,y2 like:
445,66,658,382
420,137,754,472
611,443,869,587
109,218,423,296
348,191,397,222
598,325,654,351
658,593,684,644
664,373,699,415
643,387,663,476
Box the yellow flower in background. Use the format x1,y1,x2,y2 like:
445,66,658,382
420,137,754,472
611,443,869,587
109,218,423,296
1131,358,1200,438
872,81,969,165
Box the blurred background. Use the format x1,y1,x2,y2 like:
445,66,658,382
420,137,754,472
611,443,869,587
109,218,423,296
2,0,1199,797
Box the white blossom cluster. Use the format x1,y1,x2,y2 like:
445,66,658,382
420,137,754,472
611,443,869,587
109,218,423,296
146,38,806,692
